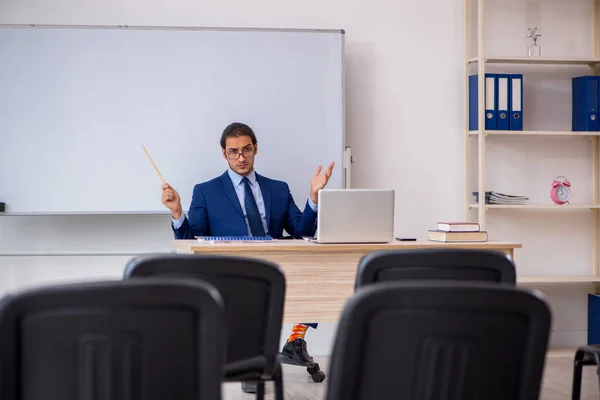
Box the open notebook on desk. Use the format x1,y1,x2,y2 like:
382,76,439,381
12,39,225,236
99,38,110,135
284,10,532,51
196,236,276,243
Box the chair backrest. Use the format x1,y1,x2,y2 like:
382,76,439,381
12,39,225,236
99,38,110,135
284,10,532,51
0,278,225,400
326,281,551,400
123,254,285,365
355,249,516,289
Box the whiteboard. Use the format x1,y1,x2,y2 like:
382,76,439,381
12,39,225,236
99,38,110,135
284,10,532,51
0,25,345,214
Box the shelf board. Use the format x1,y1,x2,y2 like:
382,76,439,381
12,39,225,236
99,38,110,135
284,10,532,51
518,275,600,284
468,56,600,65
469,130,600,136
469,204,600,210
546,348,576,358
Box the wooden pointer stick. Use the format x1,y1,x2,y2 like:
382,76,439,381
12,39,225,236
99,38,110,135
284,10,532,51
142,145,166,185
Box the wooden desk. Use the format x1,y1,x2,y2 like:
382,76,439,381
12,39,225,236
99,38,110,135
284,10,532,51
173,240,522,323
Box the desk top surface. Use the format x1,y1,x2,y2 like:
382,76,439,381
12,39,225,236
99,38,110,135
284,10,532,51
173,239,522,254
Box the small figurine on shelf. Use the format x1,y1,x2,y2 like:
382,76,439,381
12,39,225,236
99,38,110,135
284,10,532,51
527,27,542,57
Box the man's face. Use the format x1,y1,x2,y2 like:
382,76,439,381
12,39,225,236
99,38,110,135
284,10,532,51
223,135,257,176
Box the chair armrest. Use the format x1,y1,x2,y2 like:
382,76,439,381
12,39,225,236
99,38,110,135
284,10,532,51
224,355,281,380
574,345,600,365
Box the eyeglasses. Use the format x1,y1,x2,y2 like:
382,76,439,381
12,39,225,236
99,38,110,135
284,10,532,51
226,147,255,160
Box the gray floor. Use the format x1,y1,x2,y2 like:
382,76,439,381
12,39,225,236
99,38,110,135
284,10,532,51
223,356,598,400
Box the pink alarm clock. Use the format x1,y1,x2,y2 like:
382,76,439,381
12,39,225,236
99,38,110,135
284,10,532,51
550,176,571,205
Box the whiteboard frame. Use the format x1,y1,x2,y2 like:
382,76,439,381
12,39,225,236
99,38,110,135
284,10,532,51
0,24,348,215
0,24,345,34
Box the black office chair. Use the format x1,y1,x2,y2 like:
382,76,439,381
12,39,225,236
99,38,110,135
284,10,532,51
123,254,285,400
326,281,552,400
355,248,517,289
0,278,226,400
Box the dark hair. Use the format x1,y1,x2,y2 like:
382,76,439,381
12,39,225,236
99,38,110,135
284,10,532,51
220,122,258,149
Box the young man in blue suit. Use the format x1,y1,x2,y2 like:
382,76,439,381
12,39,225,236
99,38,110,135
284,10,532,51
161,122,334,393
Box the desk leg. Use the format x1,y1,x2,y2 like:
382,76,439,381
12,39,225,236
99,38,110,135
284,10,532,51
505,248,514,261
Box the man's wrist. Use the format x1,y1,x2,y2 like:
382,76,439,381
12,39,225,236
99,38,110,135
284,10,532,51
307,196,318,212
172,209,182,219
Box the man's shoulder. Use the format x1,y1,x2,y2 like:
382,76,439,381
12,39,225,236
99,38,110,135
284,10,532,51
192,173,227,192
257,174,289,189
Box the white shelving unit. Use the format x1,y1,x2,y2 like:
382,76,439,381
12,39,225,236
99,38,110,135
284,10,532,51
464,0,600,285
463,0,600,358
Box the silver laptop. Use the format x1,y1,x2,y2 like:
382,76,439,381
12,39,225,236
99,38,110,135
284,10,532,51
308,189,395,243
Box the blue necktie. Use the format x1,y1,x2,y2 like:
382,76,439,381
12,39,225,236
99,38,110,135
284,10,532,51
243,177,266,237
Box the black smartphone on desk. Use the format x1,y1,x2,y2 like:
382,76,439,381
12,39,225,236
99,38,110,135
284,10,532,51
396,237,417,241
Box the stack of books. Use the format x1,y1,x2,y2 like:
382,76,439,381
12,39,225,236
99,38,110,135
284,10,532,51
472,191,529,205
428,221,488,242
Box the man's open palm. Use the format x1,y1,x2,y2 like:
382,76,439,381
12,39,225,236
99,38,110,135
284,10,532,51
310,161,335,203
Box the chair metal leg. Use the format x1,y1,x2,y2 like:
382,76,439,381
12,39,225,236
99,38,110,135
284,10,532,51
256,381,265,400
571,360,583,400
274,373,285,400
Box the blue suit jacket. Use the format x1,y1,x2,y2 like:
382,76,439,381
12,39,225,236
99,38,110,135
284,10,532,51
173,171,318,239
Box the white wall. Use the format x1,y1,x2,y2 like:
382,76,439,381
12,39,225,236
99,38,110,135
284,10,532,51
0,0,593,354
